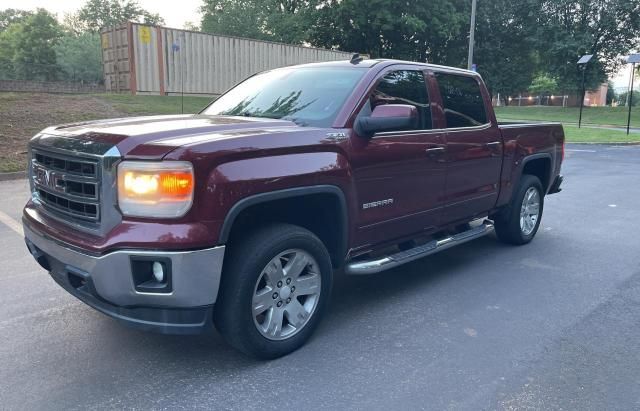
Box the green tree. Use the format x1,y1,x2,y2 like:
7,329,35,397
0,8,32,32
0,23,20,78
183,21,200,31
200,0,319,44
617,91,639,107
0,8,33,77
535,0,640,93
528,74,559,105
201,0,270,40
308,0,468,63
67,0,164,34
54,32,103,82
606,80,616,106
473,0,539,102
0,9,62,80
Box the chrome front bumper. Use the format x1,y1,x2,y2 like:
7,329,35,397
23,221,225,334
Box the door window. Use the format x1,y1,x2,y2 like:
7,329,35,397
360,70,432,131
435,73,488,128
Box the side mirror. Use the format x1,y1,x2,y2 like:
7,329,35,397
355,104,418,138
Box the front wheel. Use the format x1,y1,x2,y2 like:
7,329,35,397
494,174,544,245
214,224,333,359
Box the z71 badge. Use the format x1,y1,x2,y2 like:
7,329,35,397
362,199,394,209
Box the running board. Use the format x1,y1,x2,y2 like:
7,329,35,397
345,222,494,275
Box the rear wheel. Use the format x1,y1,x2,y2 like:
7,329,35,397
214,224,332,359
494,174,544,245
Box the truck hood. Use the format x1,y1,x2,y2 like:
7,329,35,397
37,114,300,159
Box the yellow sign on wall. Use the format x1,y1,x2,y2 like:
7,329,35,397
101,34,109,49
139,26,152,44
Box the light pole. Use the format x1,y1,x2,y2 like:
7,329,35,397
625,54,640,135
467,0,477,70
577,54,593,128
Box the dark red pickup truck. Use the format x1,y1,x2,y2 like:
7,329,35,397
23,58,563,358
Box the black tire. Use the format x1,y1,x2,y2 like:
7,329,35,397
214,223,333,359
494,174,544,245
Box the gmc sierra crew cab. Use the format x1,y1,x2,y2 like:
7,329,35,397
23,58,564,359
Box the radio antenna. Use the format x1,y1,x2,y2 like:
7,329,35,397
350,53,364,65
181,34,185,114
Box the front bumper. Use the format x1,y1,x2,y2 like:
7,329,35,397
23,221,225,334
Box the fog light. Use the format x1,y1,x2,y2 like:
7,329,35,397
131,257,172,293
152,262,165,282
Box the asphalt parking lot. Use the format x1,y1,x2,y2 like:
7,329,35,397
1,143,639,410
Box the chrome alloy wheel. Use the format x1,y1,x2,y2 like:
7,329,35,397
520,187,541,236
252,249,321,341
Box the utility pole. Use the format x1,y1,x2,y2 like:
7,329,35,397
577,55,593,128
467,0,477,70
579,66,586,128
628,63,636,135
625,54,640,135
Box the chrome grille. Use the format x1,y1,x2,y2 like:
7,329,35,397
33,152,97,177
31,149,101,222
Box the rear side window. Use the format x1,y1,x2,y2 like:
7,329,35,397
368,70,432,130
435,73,488,128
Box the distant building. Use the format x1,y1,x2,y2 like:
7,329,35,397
584,83,608,106
494,83,609,107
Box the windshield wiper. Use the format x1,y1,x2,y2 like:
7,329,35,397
240,112,279,120
282,116,308,126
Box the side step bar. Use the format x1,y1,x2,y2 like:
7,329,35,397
345,221,494,275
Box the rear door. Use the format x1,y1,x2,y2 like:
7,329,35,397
349,68,447,248
433,72,503,224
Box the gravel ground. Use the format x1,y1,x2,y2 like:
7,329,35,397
0,93,125,172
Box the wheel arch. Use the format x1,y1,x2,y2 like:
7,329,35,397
219,185,349,268
520,153,553,193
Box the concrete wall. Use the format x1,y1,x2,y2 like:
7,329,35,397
0,80,105,94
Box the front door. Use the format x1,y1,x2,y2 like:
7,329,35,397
348,68,447,249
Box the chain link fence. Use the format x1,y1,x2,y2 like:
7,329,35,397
0,63,104,94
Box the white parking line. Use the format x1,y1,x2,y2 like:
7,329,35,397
0,210,23,237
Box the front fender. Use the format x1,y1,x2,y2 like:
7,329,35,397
202,152,355,245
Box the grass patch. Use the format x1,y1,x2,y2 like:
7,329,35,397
0,158,26,173
495,106,640,128
96,94,213,115
563,126,640,143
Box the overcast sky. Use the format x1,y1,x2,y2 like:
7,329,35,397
0,0,202,29
1,0,636,88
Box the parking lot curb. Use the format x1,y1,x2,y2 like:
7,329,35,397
0,171,27,181
569,142,640,145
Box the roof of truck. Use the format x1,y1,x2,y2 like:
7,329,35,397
291,58,478,76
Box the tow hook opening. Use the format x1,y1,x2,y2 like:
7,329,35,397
65,267,95,295
68,271,87,289
25,240,51,271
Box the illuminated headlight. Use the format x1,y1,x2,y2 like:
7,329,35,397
117,161,194,218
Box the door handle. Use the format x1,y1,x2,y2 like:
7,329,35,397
425,147,446,154
485,141,502,157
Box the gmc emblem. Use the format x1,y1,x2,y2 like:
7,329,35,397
34,165,65,193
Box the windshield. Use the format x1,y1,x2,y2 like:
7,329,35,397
202,67,365,127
